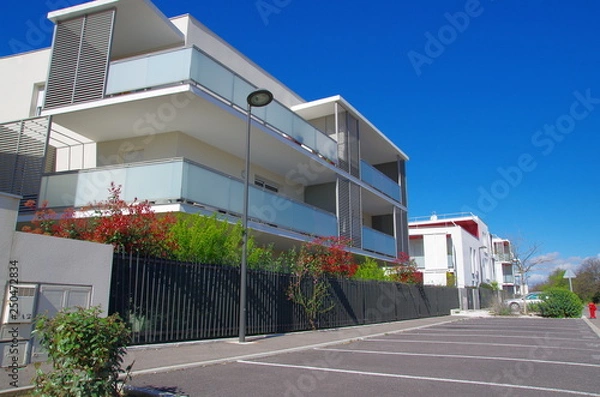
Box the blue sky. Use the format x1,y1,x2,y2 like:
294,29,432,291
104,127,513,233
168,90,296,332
1,0,599,284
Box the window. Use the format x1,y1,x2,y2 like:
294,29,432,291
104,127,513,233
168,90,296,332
254,176,279,193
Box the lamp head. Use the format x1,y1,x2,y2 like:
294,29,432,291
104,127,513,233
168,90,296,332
247,89,273,107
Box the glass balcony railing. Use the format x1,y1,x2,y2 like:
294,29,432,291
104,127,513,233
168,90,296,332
362,226,396,257
38,158,338,237
503,275,515,284
495,252,513,262
412,255,425,269
360,160,401,202
105,47,338,162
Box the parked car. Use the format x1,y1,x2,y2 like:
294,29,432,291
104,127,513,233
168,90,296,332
504,292,547,311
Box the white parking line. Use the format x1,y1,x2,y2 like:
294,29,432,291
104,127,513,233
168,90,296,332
237,360,600,396
366,339,595,352
314,347,600,368
396,332,588,342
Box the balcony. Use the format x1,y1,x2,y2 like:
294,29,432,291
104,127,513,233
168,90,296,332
38,158,338,238
503,275,515,284
105,47,337,162
360,160,400,202
362,226,396,257
495,252,513,262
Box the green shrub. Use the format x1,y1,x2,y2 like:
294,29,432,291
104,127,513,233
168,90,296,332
353,257,388,281
538,288,583,318
32,306,131,396
170,213,278,269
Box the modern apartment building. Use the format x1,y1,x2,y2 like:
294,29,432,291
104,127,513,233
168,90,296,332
0,0,409,262
408,213,499,308
492,236,520,295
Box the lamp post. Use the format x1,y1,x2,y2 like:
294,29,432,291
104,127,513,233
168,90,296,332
239,89,273,343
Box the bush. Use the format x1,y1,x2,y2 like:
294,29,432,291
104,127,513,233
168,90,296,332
538,288,583,318
353,257,388,281
32,306,131,396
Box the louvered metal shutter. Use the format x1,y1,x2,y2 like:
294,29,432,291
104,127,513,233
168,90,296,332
337,178,362,248
395,207,409,256
0,117,50,208
45,10,115,109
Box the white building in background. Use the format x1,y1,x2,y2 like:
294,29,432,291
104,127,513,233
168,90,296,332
0,0,409,262
408,213,498,309
492,236,521,296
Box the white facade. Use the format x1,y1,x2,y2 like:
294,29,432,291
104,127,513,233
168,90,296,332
0,0,410,262
409,213,496,289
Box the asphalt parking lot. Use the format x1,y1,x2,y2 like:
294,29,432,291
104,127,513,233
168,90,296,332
130,317,600,397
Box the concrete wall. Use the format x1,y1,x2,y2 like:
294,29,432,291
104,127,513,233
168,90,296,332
9,232,113,310
0,192,113,367
0,49,50,122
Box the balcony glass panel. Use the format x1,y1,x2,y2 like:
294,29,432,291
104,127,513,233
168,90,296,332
412,255,425,269
105,49,192,95
503,275,515,284
360,160,400,202
362,226,396,257
106,47,338,162
39,159,337,237
249,188,337,237
447,255,455,269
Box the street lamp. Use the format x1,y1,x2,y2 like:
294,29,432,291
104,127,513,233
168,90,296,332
239,89,273,343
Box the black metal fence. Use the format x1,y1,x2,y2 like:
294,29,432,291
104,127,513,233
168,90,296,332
109,253,459,345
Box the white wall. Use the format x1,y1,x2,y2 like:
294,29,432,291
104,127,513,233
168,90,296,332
0,194,20,293
9,232,113,311
171,15,304,109
0,49,50,122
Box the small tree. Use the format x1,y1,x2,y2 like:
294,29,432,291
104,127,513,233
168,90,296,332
389,252,423,284
32,307,132,397
287,237,357,329
510,239,552,314
573,258,600,302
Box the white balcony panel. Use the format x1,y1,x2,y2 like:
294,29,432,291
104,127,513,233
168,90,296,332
362,226,396,257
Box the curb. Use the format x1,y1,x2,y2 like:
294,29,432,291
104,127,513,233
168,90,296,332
123,385,187,397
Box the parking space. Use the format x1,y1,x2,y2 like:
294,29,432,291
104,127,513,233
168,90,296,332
130,318,600,396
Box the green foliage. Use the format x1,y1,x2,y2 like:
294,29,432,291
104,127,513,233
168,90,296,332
527,302,542,313
446,272,456,287
479,282,494,290
353,257,388,281
169,213,278,269
573,258,600,302
170,213,241,265
538,268,569,291
32,307,131,397
490,281,500,291
538,288,583,318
